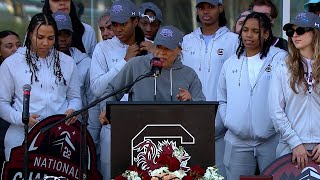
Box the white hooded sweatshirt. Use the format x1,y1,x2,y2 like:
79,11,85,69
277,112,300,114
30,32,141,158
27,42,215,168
269,58,320,151
217,47,287,145
0,47,82,160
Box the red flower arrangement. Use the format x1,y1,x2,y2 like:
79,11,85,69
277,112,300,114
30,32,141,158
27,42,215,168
115,165,208,180
115,140,223,180
156,152,180,172
115,166,150,180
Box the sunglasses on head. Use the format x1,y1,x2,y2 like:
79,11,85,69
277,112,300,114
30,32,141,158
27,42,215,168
140,14,156,23
285,27,313,37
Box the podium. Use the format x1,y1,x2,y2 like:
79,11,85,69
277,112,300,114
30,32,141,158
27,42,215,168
107,101,218,177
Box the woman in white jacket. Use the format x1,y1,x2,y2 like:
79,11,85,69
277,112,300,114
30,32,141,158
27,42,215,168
269,12,320,170
0,13,82,161
90,1,147,179
217,12,287,179
181,0,238,177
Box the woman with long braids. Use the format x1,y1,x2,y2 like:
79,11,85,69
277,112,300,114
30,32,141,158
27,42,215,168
217,12,287,179
270,12,320,170
0,13,82,161
42,0,96,57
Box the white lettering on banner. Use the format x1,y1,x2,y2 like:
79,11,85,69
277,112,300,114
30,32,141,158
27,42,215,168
63,146,72,159
41,158,47,168
13,172,49,180
13,172,22,180
34,156,79,179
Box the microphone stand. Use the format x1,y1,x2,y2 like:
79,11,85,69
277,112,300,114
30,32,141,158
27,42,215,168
40,72,152,179
153,77,157,101
23,121,29,180
80,110,88,180
22,84,31,180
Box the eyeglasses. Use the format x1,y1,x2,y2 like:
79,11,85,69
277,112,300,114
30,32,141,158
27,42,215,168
140,14,156,23
285,27,313,37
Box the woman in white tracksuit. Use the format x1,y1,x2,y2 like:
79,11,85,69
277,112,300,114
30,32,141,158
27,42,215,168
0,13,82,161
217,12,287,179
182,1,238,177
269,12,320,170
90,1,147,179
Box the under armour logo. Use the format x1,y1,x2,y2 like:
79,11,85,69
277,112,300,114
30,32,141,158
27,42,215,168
190,51,195,55
232,69,238,73
132,12,135,16
160,29,173,38
112,5,123,13
315,22,320,28
112,59,118,62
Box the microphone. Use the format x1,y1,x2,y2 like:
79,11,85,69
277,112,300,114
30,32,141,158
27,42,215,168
22,84,31,125
150,57,163,77
150,57,163,101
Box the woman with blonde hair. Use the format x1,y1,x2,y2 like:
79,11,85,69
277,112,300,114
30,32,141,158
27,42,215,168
269,11,320,170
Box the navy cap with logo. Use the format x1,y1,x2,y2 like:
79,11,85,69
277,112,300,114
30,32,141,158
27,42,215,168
283,12,320,31
196,0,223,6
110,0,139,24
138,2,163,23
154,26,183,50
52,11,73,32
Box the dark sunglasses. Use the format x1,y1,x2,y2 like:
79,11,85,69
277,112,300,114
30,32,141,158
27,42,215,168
285,27,313,37
310,3,320,12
